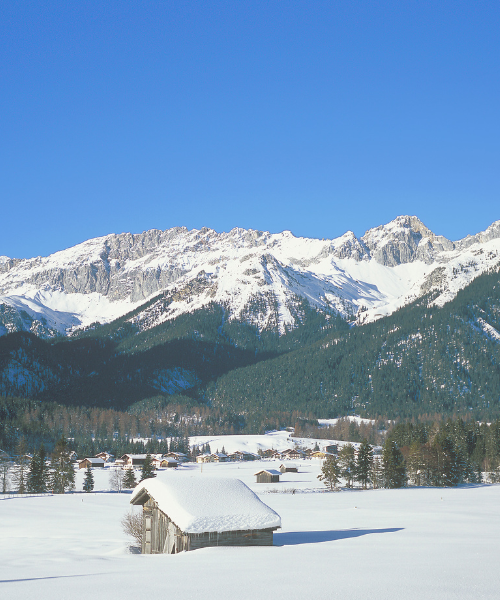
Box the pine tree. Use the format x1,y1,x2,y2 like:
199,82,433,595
140,454,156,481
338,443,356,488
356,440,374,489
123,468,137,489
371,456,383,489
83,464,94,493
0,454,11,493
317,456,341,491
382,440,407,488
49,436,75,494
27,444,48,493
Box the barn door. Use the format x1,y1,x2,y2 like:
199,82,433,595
165,521,177,554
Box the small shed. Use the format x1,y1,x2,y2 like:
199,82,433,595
160,457,179,468
279,463,298,473
254,469,281,483
130,475,281,554
78,457,105,469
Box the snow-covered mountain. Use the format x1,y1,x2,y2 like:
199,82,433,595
1,215,499,337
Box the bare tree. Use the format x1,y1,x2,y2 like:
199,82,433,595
109,468,125,492
0,455,12,493
121,511,143,547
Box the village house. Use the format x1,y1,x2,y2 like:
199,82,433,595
120,454,148,467
166,452,189,462
95,451,114,462
151,456,164,469
196,454,213,463
323,444,338,455
280,448,305,460
229,450,258,461
78,457,105,469
211,453,229,462
311,451,329,459
254,469,281,483
130,475,281,554
258,449,273,458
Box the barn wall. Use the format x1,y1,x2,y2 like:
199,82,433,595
189,528,274,550
141,501,276,553
142,499,189,554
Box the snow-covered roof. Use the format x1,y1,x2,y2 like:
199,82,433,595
121,454,147,459
130,474,281,534
254,469,281,476
80,457,105,465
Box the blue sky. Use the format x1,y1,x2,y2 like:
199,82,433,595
1,1,499,259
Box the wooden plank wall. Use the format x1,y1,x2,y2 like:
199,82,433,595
141,500,276,554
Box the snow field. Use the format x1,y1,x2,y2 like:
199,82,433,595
1,458,500,600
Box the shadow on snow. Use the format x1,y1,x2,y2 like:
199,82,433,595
274,527,403,546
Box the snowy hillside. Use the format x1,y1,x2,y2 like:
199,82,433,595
1,216,499,337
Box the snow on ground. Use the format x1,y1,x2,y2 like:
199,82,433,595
190,430,364,454
317,415,378,428
1,459,500,599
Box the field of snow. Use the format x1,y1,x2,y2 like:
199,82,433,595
2,459,500,599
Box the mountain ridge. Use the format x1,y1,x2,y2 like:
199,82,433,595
1,215,499,338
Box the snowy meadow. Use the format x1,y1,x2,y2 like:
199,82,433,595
1,457,500,600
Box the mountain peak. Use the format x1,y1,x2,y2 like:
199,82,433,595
361,215,453,266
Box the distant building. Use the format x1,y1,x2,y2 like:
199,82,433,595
167,452,189,462
230,451,258,461
78,458,105,469
280,448,304,460
311,451,328,459
121,454,148,467
279,463,298,473
130,475,281,554
324,445,338,455
196,454,213,464
159,457,179,469
211,453,229,462
95,451,114,462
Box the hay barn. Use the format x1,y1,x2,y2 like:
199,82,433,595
130,475,281,554
254,469,281,483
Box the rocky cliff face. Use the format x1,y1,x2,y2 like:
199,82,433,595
0,216,499,338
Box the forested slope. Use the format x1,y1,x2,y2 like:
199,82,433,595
0,267,499,421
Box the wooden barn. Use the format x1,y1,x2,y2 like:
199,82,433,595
279,463,298,473
130,475,281,554
159,457,179,468
254,469,281,483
